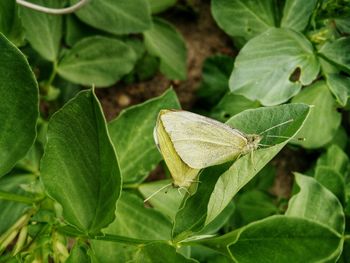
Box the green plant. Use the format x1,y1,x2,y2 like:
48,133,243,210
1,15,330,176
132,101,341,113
0,0,350,262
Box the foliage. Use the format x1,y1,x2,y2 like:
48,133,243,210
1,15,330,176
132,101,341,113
0,0,350,262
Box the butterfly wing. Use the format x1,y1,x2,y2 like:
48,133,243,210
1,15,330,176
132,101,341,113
154,115,199,187
160,110,248,169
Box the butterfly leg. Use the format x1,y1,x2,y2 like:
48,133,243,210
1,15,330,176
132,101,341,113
251,150,257,171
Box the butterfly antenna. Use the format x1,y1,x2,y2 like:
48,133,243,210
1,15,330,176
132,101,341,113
266,135,305,142
144,183,172,203
259,119,294,135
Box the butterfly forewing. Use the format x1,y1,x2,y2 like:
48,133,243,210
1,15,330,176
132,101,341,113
160,110,248,169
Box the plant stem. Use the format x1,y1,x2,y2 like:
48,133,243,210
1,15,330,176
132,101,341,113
16,0,89,15
93,234,153,245
0,190,38,204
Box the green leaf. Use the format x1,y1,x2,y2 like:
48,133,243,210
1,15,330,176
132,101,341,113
230,28,320,106
40,89,121,235
71,0,152,35
139,180,182,220
316,144,349,175
144,18,187,80
319,37,350,73
281,0,318,32
211,0,276,41
65,15,100,47
210,93,260,123
148,0,176,14
131,242,197,263
204,216,342,263
286,173,345,234
0,174,36,235
66,242,91,263
91,192,172,262
57,36,137,87
19,0,63,61
0,33,38,176
291,81,341,149
197,55,234,106
0,0,24,46
315,166,346,204
235,190,277,225
173,103,310,239
108,89,180,183
326,73,350,107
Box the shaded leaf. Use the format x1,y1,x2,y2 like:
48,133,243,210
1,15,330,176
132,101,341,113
144,18,187,80
148,0,176,14
292,81,341,149
281,0,318,32
0,33,38,176
210,93,259,123
0,0,24,46
319,37,350,73
91,192,172,262
41,89,121,235
286,173,345,234
211,0,276,41
71,0,152,34
57,36,137,87
326,73,350,107
20,0,63,61
197,55,234,106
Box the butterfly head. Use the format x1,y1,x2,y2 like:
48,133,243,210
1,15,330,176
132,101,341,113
243,134,262,154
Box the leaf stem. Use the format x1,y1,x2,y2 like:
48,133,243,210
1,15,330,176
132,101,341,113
344,235,350,241
93,234,153,245
16,0,89,15
0,190,39,204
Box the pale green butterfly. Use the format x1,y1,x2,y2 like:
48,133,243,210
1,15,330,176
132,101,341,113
144,109,293,202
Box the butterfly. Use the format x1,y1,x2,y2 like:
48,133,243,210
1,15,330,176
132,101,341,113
144,109,292,202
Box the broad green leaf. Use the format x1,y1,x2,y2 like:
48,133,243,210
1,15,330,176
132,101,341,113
230,28,320,106
197,55,234,106
326,73,350,106
315,166,346,204
65,15,100,47
139,180,182,220
57,36,137,87
316,144,349,176
91,192,172,262
148,0,176,14
173,103,310,238
319,37,350,73
211,0,276,41
0,33,38,176
20,0,63,61
108,89,180,183
144,18,187,80
0,0,24,46
203,216,342,263
286,173,345,234
131,242,197,263
281,0,318,32
0,174,36,235
41,89,121,235
292,81,341,149
210,93,259,122
71,0,152,35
